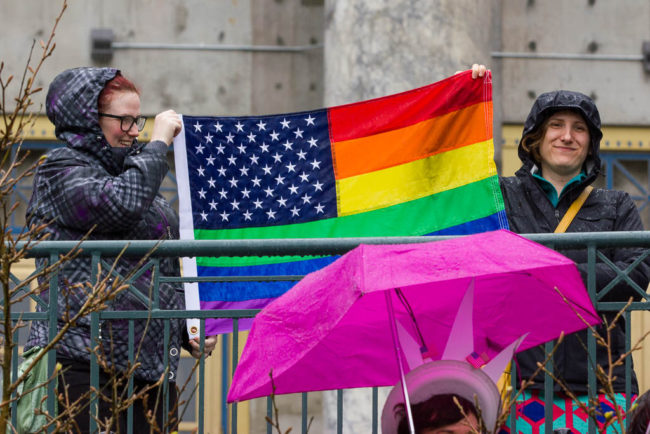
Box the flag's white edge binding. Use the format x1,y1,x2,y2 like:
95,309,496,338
173,115,201,340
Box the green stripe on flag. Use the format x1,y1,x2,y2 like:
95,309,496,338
196,175,503,267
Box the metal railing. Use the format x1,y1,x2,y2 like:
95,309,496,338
3,232,650,434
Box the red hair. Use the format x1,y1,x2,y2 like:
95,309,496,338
98,72,140,112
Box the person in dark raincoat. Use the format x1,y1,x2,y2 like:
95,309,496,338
25,67,217,432
468,64,650,432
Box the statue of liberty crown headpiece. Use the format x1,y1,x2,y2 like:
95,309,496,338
382,279,528,434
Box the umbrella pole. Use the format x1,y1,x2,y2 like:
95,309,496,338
385,289,416,434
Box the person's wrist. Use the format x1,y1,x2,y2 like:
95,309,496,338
145,139,169,152
150,131,172,145
150,138,170,146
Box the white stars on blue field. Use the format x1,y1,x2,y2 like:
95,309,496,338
183,110,336,229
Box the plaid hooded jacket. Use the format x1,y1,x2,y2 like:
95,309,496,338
25,67,186,382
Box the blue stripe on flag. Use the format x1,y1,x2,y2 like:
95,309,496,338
428,212,508,236
197,256,338,301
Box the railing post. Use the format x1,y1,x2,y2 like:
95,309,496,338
302,392,309,433
625,309,633,432
10,324,19,430
266,396,272,434
543,341,554,434
46,252,59,428
163,318,171,430
127,319,134,434
337,389,343,434
89,252,100,434
152,257,161,309
371,387,378,434
587,243,598,434
198,318,206,434
221,334,230,434
231,319,239,434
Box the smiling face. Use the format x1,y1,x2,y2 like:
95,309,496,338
98,91,141,148
538,110,591,179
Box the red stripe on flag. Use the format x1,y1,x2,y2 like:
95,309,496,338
328,71,491,142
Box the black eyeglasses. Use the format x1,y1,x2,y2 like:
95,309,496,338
98,113,146,132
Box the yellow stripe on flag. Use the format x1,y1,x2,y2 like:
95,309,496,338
337,139,496,216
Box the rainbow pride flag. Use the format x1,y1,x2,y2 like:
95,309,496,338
174,71,508,335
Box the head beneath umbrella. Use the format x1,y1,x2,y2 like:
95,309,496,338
381,281,523,434
382,361,495,434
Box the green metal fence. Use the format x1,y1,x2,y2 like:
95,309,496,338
3,232,650,434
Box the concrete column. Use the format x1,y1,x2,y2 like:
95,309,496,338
322,1,496,432
324,0,495,105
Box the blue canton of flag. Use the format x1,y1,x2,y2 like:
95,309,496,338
183,110,336,230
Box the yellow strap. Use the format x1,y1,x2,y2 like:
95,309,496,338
554,185,593,233
497,361,512,409
497,185,593,412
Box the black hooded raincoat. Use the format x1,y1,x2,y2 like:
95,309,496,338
499,90,650,394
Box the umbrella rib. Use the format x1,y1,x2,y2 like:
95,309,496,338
386,289,417,434
395,287,428,350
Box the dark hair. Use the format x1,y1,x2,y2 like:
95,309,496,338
519,119,547,166
628,390,650,434
98,72,140,112
395,393,477,434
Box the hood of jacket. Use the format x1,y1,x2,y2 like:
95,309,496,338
517,90,603,179
46,67,129,174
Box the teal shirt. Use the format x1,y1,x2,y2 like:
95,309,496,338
532,171,587,208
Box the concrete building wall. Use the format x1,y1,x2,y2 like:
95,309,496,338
251,0,324,115
499,0,650,125
0,0,324,117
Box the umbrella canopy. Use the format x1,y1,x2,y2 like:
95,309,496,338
227,230,600,402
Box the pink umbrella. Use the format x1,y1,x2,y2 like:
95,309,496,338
227,230,601,402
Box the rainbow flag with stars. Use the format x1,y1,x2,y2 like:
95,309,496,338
174,71,508,335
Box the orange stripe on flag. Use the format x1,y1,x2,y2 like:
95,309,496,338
333,101,492,180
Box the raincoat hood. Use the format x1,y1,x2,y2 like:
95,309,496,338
46,67,128,173
518,90,602,176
